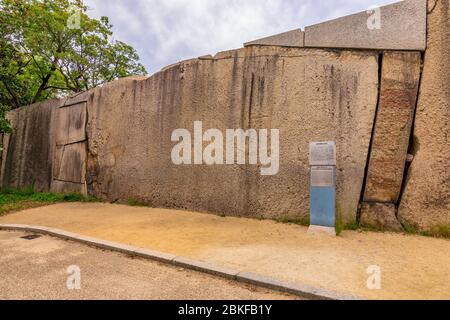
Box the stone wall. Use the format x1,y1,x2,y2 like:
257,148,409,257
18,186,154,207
86,47,378,222
398,0,450,232
1,0,448,232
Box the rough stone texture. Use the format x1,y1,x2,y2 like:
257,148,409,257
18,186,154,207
0,132,12,187
0,100,57,191
0,133,3,171
50,180,86,195
364,51,421,203
244,29,304,48
360,202,403,231
50,95,91,195
53,142,87,183
87,47,379,222
398,0,450,231
55,102,87,146
304,0,427,51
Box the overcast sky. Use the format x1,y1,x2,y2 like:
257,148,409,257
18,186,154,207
84,0,399,74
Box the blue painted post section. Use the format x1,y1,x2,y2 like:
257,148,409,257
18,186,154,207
309,142,337,233
310,167,336,227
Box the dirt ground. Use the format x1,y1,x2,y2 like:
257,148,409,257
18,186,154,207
0,230,297,300
0,202,449,300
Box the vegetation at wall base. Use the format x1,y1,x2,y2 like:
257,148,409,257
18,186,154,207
127,198,153,208
401,219,450,239
1,188,448,239
0,187,97,215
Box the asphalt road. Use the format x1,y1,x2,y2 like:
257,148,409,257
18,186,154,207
0,231,299,300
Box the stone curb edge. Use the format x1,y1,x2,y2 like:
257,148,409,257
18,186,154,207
0,224,364,300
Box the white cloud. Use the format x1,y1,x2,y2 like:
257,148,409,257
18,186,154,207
84,0,398,73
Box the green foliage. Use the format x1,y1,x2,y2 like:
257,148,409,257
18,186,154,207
402,218,450,239
275,215,310,226
0,103,12,136
0,0,147,133
0,187,97,215
127,198,149,207
428,224,450,238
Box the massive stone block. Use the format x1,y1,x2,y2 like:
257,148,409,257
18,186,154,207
244,29,304,48
360,202,403,231
364,51,421,203
55,102,87,146
87,47,379,222
50,93,93,195
304,0,427,51
0,100,57,191
53,142,87,184
399,0,450,231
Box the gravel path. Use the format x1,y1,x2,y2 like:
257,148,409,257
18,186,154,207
0,230,298,300
1,203,449,299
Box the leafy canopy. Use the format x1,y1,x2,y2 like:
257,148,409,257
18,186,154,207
0,0,147,134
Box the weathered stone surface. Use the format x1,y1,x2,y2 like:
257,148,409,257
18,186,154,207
0,130,12,186
87,47,379,223
360,202,403,231
0,134,3,172
398,0,450,231
364,51,421,203
53,142,87,183
50,180,86,195
304,0,427,51
0,100,57,191
213,48,246,60
55,102,87,146
244,29,304,48
160,58,199,72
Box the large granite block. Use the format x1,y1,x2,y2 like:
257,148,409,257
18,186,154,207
398,0,450,231
0,100,57,191
53,142,87,184
364,51,421,203
55,102,87,146
360,202,403,231
304,0,427,51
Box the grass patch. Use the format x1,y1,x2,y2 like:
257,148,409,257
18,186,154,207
0,187,97,215
428,224,450,239
401,220,419,235
409,223,450,239
127,198,152,207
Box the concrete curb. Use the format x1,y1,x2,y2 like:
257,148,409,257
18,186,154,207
0,223,364,300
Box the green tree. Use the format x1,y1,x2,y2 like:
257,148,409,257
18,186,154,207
0,0,147,134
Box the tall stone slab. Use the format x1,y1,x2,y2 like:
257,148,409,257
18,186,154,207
0,100,57,191
399,0,450,232
364,51,421,203
55,102,87,146
304,0,427,51
51,98,89,195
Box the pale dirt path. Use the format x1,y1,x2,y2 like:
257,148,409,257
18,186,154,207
0,203,449,300
0,231,298,300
